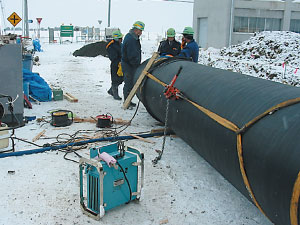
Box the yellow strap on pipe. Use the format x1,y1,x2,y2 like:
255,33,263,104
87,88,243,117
184,97,239,132
237,134,269,219
291,171,300,225
145,71,300,223
146,72,239,132
239,97,300,134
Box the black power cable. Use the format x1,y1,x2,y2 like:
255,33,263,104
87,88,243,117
0,93,22,130
0,102,4,120
13,137,43,148
1,99,141,162
116,161,132,203
115,100,141,135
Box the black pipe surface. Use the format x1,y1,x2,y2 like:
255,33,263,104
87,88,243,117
134,58,300,225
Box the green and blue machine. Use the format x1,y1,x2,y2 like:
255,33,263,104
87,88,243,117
79,141,144,220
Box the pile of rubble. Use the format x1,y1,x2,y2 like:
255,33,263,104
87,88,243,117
199,31,300,86
73,41,108,57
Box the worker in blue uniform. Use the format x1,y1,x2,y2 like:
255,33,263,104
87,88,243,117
158,28,181,57
106,30,124,100
179,27,199,63
121,21,145,107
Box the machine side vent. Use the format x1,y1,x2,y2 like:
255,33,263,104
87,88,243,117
88,174,99,213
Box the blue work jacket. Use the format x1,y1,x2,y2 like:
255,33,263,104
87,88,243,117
179,39,199,62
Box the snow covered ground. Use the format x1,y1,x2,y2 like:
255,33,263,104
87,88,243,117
0,38,273,224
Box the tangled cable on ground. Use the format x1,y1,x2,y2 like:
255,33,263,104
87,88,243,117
48,129,119,163
115,100,141,135
10,100,142,163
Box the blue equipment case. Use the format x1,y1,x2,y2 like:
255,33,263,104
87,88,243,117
79,142,144,220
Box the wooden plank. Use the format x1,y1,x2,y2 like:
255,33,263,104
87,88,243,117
74,117,130,125
150,128,174,135
29,95,40,105
32,129,46,142
123,52,159,109
113,118,130,125
150,128,165,133
159,219,169,225
64,92,78,102
74,117,96,123
125,133,155,144
53,127,66,130
91,133,104,139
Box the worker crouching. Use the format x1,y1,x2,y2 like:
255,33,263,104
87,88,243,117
106,30,124,100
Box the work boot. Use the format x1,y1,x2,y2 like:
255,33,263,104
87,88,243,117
107,87,113,96
129,102,136,107
112,86,122,100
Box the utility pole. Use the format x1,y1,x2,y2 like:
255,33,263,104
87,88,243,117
0,0,6,35
24,0,29,37
98,20,102,40
228,0,234,47
108,0,111,27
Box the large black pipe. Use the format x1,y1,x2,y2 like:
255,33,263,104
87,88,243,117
134,58,300,225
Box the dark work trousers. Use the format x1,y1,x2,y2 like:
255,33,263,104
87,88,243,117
122,61,137,100
110,61,123,86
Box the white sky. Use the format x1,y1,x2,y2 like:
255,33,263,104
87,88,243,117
1,0,193,34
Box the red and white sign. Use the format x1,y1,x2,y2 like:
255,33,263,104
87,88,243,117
36,18,42,24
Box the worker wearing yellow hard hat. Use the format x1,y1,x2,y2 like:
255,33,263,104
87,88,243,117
106,29,124,100
121,21,145,108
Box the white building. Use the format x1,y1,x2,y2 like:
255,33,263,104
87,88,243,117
193,0,300,48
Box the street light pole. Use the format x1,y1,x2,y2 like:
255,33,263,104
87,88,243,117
24,0,29,37
98,20,102,40
228,0,234,47
108,0,111,27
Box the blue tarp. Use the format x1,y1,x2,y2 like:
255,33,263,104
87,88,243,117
33,39,42,52
23,69,52,102
23,53,33,71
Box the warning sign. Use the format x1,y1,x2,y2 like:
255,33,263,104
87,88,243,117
7,12,22,27
36,18,42,24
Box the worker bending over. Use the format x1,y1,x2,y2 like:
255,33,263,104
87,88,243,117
121,21,145,107
179,27,199,62
106,30,124,100
158,28,181,57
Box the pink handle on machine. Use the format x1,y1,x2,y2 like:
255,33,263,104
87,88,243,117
98,152,117,167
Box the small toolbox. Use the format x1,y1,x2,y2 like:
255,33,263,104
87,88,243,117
52,88,63,101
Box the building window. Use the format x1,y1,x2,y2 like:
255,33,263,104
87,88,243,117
266,18,281,31
290,19,300,33
234,17,248,32
233,16,281,33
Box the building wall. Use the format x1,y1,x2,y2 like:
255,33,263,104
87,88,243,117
232,32,255,45
193,0,231,48
193,0,300,48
